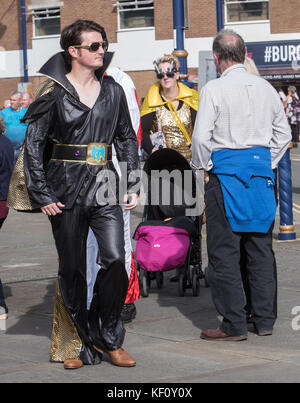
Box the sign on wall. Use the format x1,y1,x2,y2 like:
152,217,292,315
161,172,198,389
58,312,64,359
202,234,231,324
246,39,300,81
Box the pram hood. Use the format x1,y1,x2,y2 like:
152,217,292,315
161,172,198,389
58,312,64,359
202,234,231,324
142,148,198,220
134,218,193,272
143,148,192,175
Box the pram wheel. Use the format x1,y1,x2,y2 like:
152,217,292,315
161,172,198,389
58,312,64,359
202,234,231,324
191,267,200,297
139,268,150,297
156,272,164,289
204,266,210,288
187,265,200,297
178,271,187,297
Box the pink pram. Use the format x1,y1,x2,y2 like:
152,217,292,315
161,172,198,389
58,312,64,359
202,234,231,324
135,221,191,273
134,148,204,297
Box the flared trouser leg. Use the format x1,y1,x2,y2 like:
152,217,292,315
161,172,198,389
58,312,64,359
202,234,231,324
49,204,128,365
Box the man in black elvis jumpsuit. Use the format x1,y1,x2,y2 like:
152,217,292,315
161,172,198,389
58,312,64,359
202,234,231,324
22,20,139,369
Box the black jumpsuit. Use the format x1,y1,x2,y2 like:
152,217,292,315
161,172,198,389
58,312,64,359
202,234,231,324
23,52,139,365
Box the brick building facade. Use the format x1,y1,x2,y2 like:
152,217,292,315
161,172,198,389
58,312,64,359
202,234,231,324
270,0,300,34
0,0,299,106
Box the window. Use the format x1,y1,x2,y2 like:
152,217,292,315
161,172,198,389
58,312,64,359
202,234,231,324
114,0,154,30
32,7,61,37
225,0,269,23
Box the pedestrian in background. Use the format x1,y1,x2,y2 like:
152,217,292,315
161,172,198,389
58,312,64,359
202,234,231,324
0,91,28,161
192,29,291,341
0,115,14,326
286,85,300,148
21,92,33,109
141,54,199,282
86,66,141,324
2,100,10,110
141,54,199,162
278,88,287,111
244,56,260,76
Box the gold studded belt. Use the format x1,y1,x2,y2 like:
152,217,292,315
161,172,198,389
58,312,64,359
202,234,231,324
51,143,112,166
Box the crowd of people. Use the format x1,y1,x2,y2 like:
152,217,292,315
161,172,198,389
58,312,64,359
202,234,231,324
0,91,33,161
0,19,293,371
277,86,300,148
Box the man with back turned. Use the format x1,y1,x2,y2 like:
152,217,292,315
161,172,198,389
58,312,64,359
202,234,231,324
192,29,291,341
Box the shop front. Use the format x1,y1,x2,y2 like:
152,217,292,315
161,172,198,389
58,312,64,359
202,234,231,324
246,39,300,95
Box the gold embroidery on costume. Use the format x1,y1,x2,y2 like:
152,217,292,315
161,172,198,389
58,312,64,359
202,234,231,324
159,103,193,162
50,281,82,362
34,78,56,100
6,148,32,211
7,79,56,211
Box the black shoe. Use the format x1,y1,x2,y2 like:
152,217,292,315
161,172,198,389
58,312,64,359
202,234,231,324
121,303,136,324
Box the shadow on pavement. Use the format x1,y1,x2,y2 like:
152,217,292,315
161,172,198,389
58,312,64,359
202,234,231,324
5,279,55,339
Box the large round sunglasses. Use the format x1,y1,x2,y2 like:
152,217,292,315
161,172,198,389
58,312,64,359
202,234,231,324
73,41,108,52
153,60,178,80
156,71,176,79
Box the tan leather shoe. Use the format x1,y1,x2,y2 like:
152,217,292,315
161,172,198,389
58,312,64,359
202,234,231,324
64,359,83,370
94,346,136,367
200,328,248,341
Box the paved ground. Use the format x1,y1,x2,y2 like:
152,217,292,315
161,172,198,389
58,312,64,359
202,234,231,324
0,147,300,384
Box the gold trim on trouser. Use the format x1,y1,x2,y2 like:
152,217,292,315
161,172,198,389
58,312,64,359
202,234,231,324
50,281,82,362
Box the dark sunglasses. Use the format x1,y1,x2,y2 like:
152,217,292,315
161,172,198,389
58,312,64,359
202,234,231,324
156,71,176,79
73,41,108,52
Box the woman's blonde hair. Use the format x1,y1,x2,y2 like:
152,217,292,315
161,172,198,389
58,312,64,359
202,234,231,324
155,54,180,71
288,85,297,94
0,116,6,135
244,56,260,76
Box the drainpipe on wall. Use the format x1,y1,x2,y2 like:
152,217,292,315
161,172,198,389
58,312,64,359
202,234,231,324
21,0,29,82
172,0,187,79
172,0,194,88
216,0,224,32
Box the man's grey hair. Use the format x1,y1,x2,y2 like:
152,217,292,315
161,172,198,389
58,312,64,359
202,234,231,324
10,91,22,99
213,29,246,63
0,116,6,134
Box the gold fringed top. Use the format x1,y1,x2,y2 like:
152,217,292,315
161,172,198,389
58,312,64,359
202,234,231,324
153,103,194,161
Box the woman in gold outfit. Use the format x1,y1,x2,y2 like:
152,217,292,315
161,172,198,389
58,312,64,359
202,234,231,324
140,55,200,282
141,54,199,162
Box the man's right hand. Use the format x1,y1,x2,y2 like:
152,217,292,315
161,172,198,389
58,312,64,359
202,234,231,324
41,202,65,216
204,171,210,184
